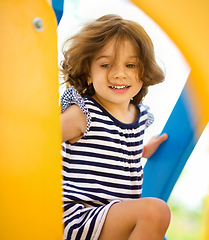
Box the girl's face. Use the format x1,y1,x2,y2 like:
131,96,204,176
88,38,143,110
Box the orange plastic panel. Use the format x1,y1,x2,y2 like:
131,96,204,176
0,1,62,239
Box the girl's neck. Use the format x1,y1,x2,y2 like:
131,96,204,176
92,95,138,124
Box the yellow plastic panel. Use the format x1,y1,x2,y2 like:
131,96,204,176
131,0,209,127
0,1,62,239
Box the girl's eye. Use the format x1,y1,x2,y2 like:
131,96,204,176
126,64,136,68
101,64,111,68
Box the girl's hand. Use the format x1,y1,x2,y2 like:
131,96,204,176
142,133,168,159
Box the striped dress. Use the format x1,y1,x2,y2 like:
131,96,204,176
61,87,154,240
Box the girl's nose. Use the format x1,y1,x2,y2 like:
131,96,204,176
113,65,126,79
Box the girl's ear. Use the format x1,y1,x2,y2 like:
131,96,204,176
87,75,92,85
85,63,92,85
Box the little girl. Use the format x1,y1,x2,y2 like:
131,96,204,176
60,14,170,240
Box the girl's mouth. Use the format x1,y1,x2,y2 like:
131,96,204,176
109,85,130,93
109,85,130,90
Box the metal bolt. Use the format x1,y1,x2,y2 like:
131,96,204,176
33,18,43,32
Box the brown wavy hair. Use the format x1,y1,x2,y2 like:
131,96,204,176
61,14,165,105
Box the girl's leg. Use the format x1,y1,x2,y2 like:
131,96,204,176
99,198,171,240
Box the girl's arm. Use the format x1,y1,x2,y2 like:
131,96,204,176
142,133,168,159
60,104,87,143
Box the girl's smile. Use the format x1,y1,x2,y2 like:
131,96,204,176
109,84,130,93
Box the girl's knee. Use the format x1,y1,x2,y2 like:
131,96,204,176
145,198,171,229
132,198,171,239
135,198,170,229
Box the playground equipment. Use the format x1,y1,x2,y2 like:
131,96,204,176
0,1,62,239
1,0,209,239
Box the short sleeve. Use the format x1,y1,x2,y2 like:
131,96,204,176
138,104,154,128
61,86,91,136
143,105,154,128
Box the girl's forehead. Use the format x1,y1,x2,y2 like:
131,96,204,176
94,38,137,59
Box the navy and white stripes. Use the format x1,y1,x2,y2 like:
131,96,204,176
61,87,153,240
